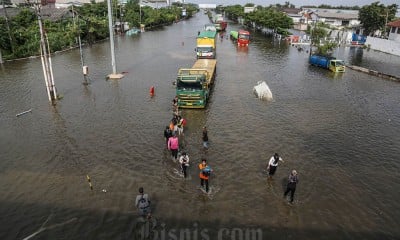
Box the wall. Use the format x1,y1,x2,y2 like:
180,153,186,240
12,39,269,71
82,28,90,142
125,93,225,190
388,27,400,42
365,37,400,56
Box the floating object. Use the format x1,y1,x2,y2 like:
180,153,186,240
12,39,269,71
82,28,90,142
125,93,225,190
150,86,155,96
86,175,93,190
126,28,141,36
16,109,32,117
253,81,273,101
102,189,107,193
83,66,89,76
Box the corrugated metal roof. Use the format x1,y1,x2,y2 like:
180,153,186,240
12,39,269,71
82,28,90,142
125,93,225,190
317,11,358,20
282,8,301,14
0,7,74,21
388,19,400,28
40,8,73,21
303,8,359,20
0,8,21,18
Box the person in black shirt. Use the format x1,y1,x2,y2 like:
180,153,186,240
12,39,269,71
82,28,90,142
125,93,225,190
202,126,208,149
284,170,299,203
164,126,172,148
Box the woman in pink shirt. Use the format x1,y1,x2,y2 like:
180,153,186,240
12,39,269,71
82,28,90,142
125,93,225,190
167,134,179,161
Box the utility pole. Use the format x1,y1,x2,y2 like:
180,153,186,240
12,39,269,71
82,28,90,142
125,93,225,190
384,8,389,38
2,0,15,54
72,5,89,85
34,0,57,102
106,0,123,79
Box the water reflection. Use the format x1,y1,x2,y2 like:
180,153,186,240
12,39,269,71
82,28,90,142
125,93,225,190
348,46,364,64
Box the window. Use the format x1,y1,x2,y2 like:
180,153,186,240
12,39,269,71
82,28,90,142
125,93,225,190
397,28,400,34
391,27,396,33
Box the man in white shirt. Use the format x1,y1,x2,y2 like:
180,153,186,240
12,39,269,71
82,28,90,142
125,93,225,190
267,153,284,178
179,152,190,178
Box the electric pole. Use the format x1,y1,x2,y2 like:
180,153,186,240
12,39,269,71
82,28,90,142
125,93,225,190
106,0,123,79
33,0,57,102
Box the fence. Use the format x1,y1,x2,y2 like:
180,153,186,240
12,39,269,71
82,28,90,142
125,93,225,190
365,37,400,56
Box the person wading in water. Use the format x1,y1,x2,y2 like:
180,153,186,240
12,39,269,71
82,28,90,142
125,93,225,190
267,153,284,179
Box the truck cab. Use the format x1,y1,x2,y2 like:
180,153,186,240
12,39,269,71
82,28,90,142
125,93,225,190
196,31,217,59
329,60,346,73
176,71,209,108
196,46,214,59
237,30,250,46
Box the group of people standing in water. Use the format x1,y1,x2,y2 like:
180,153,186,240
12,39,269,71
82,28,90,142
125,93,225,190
163,97,212,193
134,100,299,219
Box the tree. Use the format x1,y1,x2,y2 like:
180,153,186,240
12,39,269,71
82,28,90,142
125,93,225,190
359,2,398,36
316,42,337,56
224,5,245,22
310,26,327,45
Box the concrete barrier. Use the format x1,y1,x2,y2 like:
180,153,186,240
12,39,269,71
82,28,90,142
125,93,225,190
347,65,400,82
365,37,400,56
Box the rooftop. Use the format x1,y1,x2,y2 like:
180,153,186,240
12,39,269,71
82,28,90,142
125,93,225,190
388,19,400,28
303,8,359,20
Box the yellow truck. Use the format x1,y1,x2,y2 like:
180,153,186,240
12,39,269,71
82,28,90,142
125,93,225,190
176,59,217,108
196,31,217,59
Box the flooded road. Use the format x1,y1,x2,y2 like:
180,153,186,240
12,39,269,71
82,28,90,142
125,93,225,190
1,13,400,240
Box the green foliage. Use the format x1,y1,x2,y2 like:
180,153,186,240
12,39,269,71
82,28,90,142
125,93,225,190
224,5,245,21
316,42,337,56
310,26,327,45
359,2,398,36
0,1,197,60
225,4,292,32
245,7,293,30
308,24,336,56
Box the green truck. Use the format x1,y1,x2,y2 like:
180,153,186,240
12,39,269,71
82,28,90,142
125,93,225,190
196,31,217,59
176,59,217,108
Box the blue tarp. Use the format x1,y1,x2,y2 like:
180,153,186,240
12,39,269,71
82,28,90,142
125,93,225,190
352,33,367,44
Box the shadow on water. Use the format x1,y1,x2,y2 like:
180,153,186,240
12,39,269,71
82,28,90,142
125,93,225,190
1,200,397,240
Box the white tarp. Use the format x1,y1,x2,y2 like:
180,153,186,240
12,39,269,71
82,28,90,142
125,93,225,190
253,81,273,101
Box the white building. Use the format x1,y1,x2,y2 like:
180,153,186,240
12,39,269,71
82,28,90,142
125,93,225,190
303,8,360,28
388,19,400,43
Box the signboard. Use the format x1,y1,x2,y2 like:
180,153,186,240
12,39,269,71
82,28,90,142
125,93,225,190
198,4,216,9
244,7,255,13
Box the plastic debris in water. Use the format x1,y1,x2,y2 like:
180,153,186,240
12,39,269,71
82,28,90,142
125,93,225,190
253,81,273,101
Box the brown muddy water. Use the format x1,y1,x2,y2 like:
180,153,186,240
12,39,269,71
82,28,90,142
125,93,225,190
1,13,400,240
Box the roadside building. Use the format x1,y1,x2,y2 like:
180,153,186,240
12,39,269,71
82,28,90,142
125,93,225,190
388,19,400,43
364,19,400,56
282,8,309,31
302,8,360,28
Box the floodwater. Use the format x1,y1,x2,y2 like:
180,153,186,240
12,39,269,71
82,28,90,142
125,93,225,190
1,13,400,240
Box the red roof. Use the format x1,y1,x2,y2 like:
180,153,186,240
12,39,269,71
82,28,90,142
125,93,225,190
387,19,400,28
